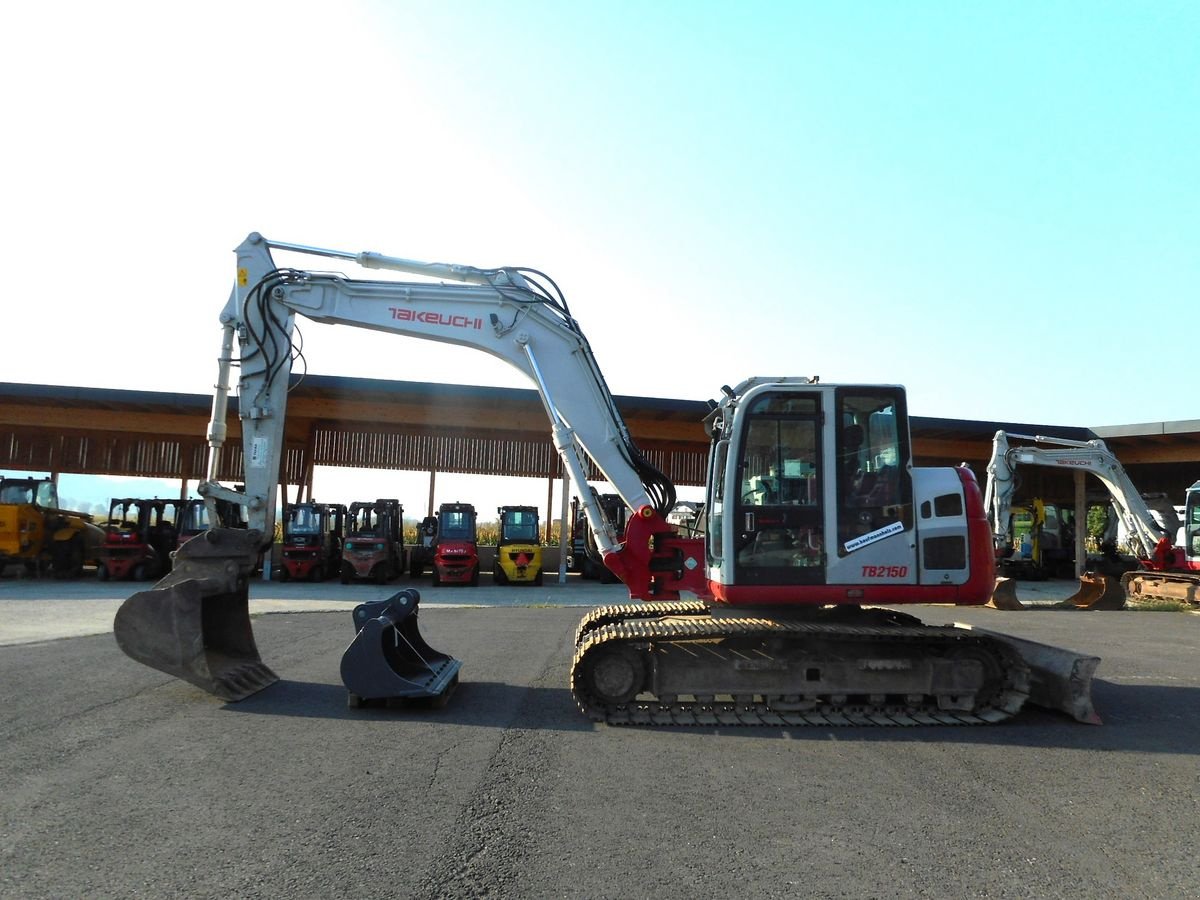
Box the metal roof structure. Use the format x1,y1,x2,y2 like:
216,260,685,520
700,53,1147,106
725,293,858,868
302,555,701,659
1,378,1197,504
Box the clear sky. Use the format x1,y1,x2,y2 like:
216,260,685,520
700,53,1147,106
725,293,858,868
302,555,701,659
1,1,1196,516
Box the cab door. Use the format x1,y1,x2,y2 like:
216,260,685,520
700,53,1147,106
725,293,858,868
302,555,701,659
731,391,825,586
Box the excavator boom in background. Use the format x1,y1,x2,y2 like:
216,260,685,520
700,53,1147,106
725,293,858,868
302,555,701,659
114,233,1102,724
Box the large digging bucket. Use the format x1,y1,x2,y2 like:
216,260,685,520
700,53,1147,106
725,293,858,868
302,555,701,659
958,625,1101,724
113,528,277,701
1063,572,1126,610
986,577,1026,610
341,590,461,705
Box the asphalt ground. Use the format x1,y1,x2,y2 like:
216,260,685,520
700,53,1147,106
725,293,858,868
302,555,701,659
2,574,1198,899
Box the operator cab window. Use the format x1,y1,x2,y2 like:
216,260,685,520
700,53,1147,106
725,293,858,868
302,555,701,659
835,389,912,555
732,392,824,584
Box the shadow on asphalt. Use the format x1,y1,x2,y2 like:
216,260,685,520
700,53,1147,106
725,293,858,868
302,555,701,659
218,678,1200,754
222,678,595,732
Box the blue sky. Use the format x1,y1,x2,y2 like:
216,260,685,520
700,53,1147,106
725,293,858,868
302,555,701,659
0,1,1195,514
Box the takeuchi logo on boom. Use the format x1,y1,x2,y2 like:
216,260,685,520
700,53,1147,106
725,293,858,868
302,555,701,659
388,307,483,330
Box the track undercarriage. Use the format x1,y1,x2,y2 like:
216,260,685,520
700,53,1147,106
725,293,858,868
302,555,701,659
571,601,1096,726
1122,570,1200,609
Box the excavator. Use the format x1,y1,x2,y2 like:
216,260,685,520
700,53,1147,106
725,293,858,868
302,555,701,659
984,431,1200,610
114,233,1102,725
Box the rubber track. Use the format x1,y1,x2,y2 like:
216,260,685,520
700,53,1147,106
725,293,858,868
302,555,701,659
574,600,709,645
570,613,1031,727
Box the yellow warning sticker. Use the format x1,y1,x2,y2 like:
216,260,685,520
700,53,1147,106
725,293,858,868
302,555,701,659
238,267,248,286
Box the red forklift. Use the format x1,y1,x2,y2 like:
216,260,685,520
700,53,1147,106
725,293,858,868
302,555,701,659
341,499,405,584
176,497,247,549
429,502,480,586
97,498,183,581
278,501,347,581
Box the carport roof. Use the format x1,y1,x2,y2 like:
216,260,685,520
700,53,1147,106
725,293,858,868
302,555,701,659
1,377,1196,489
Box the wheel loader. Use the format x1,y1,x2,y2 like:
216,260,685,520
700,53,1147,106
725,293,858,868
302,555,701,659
0,476,104,577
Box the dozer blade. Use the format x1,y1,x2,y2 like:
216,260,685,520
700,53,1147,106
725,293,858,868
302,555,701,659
1063,572,1126,610
113,527,277,701
986,576,1026,610
957,625,1101,724
341,590,461,705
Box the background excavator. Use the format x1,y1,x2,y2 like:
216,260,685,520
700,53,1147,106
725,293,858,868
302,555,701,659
114,233,1102,725
983,431,1200,610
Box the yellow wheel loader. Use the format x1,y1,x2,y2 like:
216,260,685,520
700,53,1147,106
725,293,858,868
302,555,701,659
0,476,104,577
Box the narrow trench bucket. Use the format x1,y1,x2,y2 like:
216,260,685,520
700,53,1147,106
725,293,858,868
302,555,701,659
113,528,277,702
340,590,461,703
958,624,1102,724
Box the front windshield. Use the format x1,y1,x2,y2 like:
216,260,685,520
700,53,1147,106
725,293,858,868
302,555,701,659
180,503,210,532
0,484,35,504
440,510,475,540
502,509,538,541
286,506,322,534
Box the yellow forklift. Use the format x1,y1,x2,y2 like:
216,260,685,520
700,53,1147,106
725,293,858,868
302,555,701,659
493,505,542,585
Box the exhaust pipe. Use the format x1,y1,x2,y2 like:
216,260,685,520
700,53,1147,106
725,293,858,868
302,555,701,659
114,528,277,701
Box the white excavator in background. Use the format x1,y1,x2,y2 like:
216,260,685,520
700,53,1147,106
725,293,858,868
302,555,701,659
984,431,1200,609
114,233,1102,725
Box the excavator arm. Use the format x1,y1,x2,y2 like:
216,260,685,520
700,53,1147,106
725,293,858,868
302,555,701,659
114,234,704,700
202,233,701,597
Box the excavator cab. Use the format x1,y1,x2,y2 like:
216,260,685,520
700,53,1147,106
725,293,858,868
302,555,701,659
701,382,975,605
1186,483,1200,559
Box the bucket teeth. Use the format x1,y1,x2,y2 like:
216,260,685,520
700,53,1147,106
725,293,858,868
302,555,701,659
113,528,277,701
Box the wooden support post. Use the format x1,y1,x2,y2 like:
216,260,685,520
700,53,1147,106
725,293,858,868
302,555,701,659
180,442,193,502
1075,471,1086,578
545,475,555,544
558,468,570,583
427,470,436,518
301,426,317,502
